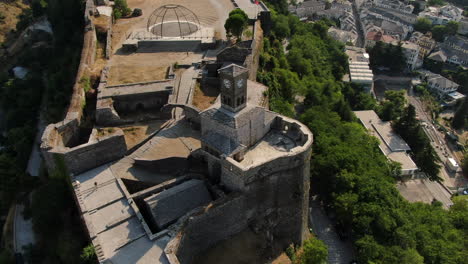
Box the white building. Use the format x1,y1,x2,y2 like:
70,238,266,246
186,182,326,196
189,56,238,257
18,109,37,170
355,110,418,177
401,41,422,70
345,46,374,94
373,0,414,14
419,5,463,25
426,73,460,97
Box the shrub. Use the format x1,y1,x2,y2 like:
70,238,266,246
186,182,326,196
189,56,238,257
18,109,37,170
132,8,142,17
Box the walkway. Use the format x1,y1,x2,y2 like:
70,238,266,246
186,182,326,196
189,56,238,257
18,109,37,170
174,67,199,118
14,202,35,254
309,198,355,264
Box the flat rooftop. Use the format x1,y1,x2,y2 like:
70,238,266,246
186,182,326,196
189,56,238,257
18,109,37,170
354,110,417,171
240,130,297,167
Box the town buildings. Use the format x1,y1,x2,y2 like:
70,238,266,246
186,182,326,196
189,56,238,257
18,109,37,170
328,27,358,45
401,41,422,70
409,32,436,61
419,5,464,25
425,72,460,97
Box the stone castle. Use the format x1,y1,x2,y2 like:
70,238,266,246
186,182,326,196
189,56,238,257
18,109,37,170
39,1,313,263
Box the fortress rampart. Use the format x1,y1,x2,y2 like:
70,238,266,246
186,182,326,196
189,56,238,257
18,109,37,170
164,115,313,264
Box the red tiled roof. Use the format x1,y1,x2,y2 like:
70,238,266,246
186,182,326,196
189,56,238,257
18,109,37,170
366,31,396,43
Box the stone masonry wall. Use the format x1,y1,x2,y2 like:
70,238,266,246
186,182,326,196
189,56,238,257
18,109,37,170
165,194,248,264
49,128,127,175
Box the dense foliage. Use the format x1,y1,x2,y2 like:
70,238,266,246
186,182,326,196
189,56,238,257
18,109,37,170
393,105,442,180
367,41,406,72
261,2,467,263
0,0,83,210
0,0,92,263
414,18,432,33
452,97,468,129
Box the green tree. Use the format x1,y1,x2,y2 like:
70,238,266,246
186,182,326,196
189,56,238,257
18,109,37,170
414,18,432,33
224,9,248,40
462,153,468,176
378,90,406,121
446,21,459,35
432,25,448,41
114,0,131,19
296,236,328,264
272,14,291,40
229,8,248,21
80,244,97,263
449,196,468,233
452,97,468,129
31,180,69,238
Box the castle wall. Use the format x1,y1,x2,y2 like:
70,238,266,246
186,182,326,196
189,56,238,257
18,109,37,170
166,115,313,264
47,128,127,175
41,0,100,174
165,194,248,264
112,92,170,113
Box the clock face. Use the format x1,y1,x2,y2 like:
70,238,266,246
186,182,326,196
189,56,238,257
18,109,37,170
223,79,232,89
236,79,245,89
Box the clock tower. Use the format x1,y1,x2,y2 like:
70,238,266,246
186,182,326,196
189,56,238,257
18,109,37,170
218,64,248,113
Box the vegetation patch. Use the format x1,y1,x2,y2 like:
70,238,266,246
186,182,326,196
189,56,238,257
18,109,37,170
261,1,467,263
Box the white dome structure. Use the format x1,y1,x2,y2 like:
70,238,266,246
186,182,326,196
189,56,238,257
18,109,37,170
147,5,201,38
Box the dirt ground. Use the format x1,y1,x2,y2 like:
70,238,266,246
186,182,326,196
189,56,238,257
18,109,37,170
120,120,165,149
192,83,218,110
0,0,29,44
108,65,168,85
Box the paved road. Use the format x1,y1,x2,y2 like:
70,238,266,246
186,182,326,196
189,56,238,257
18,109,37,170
309,198,355,264
407,88,467,190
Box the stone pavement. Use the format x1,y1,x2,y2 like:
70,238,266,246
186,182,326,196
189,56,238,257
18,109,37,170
174,67,198,118
14,203,35,254
309,199,355,264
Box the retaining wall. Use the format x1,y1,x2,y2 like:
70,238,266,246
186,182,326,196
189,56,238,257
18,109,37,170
41,0,121,176
165,193,248,264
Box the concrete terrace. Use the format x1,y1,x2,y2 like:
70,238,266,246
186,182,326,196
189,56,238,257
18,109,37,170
74,165,170,264
110,120,201,184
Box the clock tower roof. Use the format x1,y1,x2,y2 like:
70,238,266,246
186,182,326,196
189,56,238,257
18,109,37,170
218,64,249,77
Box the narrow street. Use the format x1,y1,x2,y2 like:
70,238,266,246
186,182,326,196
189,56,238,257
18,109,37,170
351,0,365,48
309,198,355,264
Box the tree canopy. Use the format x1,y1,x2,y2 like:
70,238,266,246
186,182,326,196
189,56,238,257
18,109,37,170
224,8,248,40
260,2,467,262
414,18,432,33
